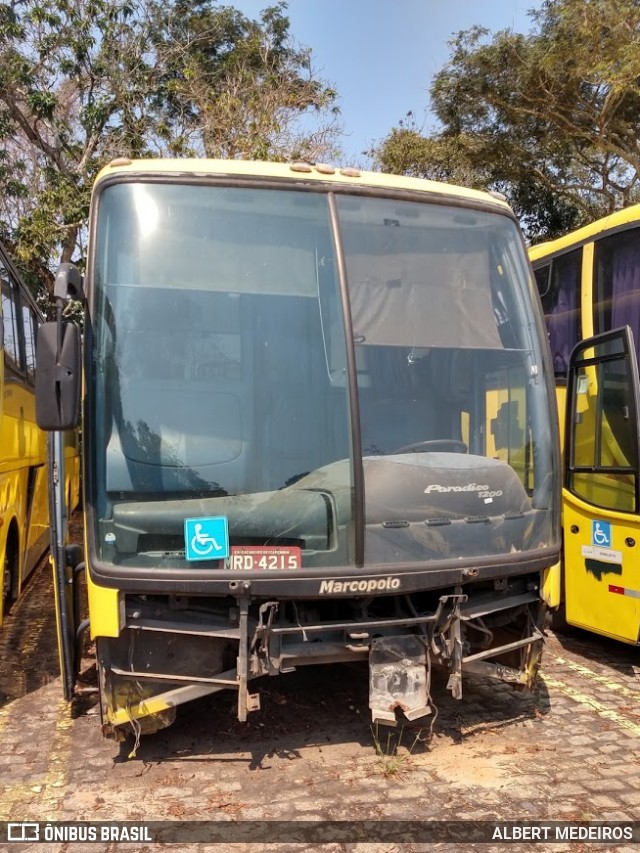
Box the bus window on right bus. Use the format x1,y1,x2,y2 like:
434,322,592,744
570,332,639,514
535,249,581,379
595,227,640,366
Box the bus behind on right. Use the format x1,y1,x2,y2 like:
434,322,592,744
530,206,640,644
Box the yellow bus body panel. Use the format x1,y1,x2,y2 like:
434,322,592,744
108,695,174,727
541,561,562,608
86,571,121,639
555,386,567,455
0,377,49,626
528,204,640,263
563,489,640,644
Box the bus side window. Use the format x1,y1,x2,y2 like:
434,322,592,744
538,251,581,378
594,226,640,365
1,266,23,370
21,301,38,383
534,264,551,299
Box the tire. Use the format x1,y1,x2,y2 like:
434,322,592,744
546,604,573,634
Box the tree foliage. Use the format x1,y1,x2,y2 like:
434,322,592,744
0,0,340,297
149,1,339,160
374,0,640,241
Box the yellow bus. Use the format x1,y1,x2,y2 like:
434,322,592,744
530,205,640,645
0,242,51,626
36,159,560,743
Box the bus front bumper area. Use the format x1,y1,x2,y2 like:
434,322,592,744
97,582,545,741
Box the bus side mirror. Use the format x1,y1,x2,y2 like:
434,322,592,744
55,262,85,302
36,322,81,430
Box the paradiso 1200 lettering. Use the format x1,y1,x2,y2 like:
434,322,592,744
424,483,503,497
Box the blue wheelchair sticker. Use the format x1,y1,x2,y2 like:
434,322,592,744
592,520,611,548
184,516,229,561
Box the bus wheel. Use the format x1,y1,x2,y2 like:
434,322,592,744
2,547,13,615
546,604,573,635
2,529,19,614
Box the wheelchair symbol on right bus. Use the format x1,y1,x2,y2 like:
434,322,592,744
592,521,611,548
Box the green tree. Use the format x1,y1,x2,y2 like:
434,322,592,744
149,1,340,161
0,0,155,274
374,0,640,241
0,0,340,298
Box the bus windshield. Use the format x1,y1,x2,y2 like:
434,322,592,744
90,182,556,570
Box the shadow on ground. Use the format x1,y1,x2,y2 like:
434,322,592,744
108,660,547,771
547,624,640,679
0,556,60,708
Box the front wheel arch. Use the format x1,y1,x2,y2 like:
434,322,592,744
2,521,20,612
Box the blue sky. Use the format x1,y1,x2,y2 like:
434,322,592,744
232,0,542,165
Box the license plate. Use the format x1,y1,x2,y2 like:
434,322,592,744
222,546,302,571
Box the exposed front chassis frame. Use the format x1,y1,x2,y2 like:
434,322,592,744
99,584,545,739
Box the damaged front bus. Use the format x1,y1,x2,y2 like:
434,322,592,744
36,159,560,741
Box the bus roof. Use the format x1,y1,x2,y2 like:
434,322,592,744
529,203,640,262
95,158,512,211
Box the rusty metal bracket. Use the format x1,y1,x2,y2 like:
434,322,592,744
431,592,467,700
250,601,279,675
237,596,250,722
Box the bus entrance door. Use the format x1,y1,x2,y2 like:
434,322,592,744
563,326,640,644
48,429,83,700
